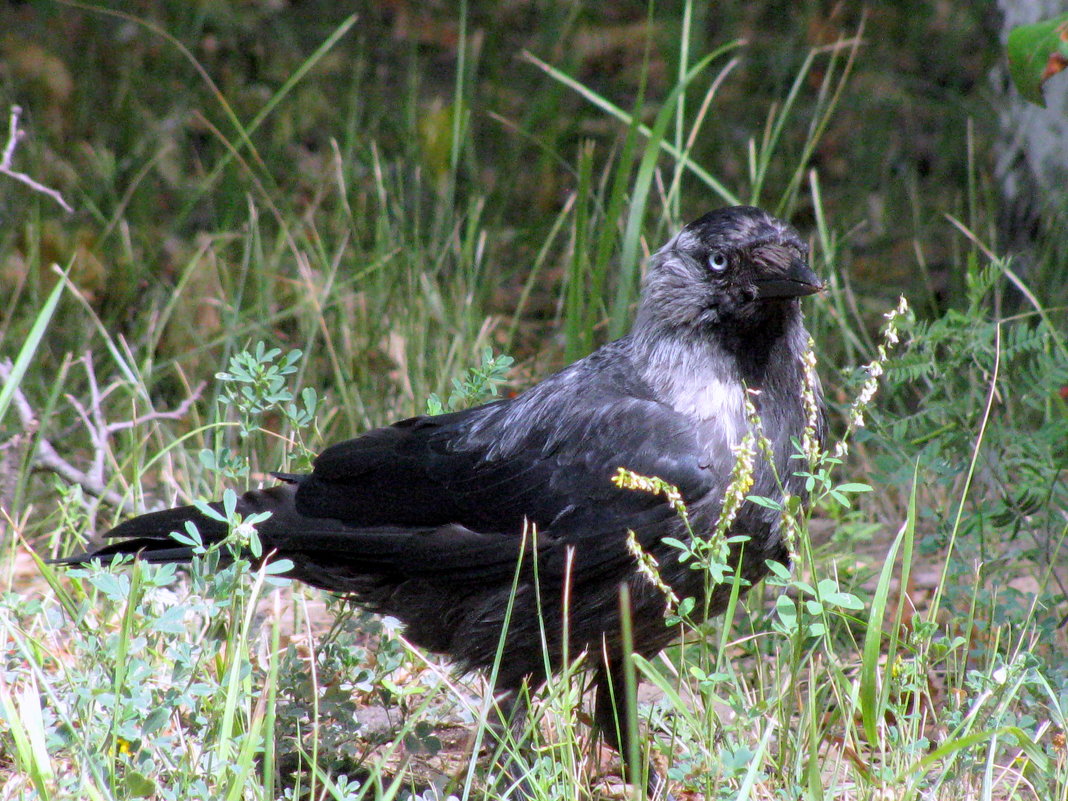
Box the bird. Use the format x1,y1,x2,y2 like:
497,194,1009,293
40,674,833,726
58,205,824,799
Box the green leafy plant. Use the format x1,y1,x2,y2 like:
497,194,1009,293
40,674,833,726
201,342,320,479
214,342,317,439
871,254,1067,623
425,346,514,415
1007,13,1068,106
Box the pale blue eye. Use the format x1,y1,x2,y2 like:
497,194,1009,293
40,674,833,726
708,251,728,272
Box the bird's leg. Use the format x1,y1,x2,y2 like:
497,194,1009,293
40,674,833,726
485,683,534,799
594,662,674,801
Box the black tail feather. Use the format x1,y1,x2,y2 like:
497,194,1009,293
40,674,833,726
53,489,272,568
54,481,536,587
102,503,228,541
51,539,199,566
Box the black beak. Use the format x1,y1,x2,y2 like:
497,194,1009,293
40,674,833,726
754,260,823,299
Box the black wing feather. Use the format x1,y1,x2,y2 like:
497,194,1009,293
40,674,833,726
286,363,716,586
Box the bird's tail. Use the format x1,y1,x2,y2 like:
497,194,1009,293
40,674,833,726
53,483,299,567
55,481,540,593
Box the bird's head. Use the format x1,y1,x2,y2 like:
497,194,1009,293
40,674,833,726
637,206,821,336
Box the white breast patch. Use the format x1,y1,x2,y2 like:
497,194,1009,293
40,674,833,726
669,375,747,445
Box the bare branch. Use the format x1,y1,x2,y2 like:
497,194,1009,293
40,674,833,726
108,390,204,433
1,105,25,165
0,358,132,513
0,106,74,214
0,357,203,516
27,436,133,514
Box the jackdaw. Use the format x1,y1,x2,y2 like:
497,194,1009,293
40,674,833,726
59,205,824,798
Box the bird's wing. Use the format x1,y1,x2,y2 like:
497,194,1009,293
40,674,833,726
289,383,719,585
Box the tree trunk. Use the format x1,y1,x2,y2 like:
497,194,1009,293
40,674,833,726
993,0,1068,254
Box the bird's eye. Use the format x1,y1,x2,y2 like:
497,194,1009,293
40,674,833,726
708,251,728,272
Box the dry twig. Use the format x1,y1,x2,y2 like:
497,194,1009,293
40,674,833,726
1,105,73,214
0,354,203,516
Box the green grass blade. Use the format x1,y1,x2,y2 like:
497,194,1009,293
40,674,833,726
610,51,724,339
900,725,1048,791
735,717,776,801
0,673,54,800
860,460,918,744
261,592,282,800
522,47,742,206
617,586,641,801
0,263,69,428
631,653,698,732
